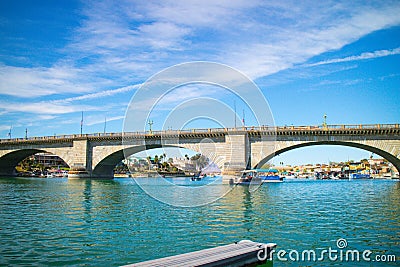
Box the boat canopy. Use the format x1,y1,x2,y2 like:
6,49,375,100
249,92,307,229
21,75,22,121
241,169,278,173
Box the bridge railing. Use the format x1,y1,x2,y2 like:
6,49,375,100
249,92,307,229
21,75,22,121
312,124,399,129
0,124,398,142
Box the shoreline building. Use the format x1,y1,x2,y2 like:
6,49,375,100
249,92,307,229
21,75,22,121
30,152,68,168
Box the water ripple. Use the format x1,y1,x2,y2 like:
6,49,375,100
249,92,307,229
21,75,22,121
0,178,399,266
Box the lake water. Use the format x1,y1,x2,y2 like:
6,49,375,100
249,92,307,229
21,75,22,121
0,177,399,266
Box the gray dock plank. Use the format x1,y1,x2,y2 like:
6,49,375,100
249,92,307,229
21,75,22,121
122,240,276,267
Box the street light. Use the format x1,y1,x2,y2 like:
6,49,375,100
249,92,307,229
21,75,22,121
7,126,12,139
148,120,153,134
322,114,327,128
80,111,84,135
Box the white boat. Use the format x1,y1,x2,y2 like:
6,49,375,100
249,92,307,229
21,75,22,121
297,174,310,179
330,174,340,180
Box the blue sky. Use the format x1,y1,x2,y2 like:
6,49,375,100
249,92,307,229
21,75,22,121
1,1,399,165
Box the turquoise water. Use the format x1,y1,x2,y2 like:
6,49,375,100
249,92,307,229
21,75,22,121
0,177,399,266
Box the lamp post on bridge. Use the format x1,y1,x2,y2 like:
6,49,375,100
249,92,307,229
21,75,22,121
148,120,154,134
104,116,106,134
7,126,12,139
322,114,327,129
80,111,84,135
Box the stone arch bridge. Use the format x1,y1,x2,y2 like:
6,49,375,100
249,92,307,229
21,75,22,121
0,124,399,179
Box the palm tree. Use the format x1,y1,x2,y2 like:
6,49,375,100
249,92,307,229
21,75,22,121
159,155,164,170
146,156,152,170
154,155,159,166
162,161,169,171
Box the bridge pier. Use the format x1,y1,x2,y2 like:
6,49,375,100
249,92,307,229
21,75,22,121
220,133,250,176
67,140,94,179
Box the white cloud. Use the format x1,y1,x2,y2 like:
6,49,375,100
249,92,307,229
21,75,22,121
1,0,400,135
3,0,396,101
142,0,259,28
155,84,225,108
0,65,93,97
223,4,400,79
61,0,265,85
0,125,12,131
85,115,125,126
0,101,96,115
36,115,58,120
137,22,190,49
306,47,400,67
53,84,141,103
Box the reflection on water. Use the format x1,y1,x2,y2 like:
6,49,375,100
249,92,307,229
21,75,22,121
82,180,93,223
0,177,399,266
132,176,232,207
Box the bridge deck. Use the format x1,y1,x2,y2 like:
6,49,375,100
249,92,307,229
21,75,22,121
122,240,276,267
1,124,399,143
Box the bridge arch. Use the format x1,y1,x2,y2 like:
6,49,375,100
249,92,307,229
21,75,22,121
0,149,71,177
254,141,400,173
92,144,211,178
92,145,162,178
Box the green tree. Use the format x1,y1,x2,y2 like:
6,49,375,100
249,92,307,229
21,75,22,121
162,162,169,170
36,163,45,173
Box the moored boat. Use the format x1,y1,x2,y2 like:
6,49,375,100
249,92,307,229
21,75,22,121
349,173,371,179
191,172,207,181
234,169,283,185
68,167,90,179
255,169,283,183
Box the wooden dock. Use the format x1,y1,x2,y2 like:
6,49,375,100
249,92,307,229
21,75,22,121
122,240,276,267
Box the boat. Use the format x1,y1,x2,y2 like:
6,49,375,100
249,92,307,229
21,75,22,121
191,172,206,181
297,173,310,179
68,167,90,179
254,169,283,183
348,173,371,179
281,173,297,180
234,169,283,185
234,173,258,185
330,173,340,180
